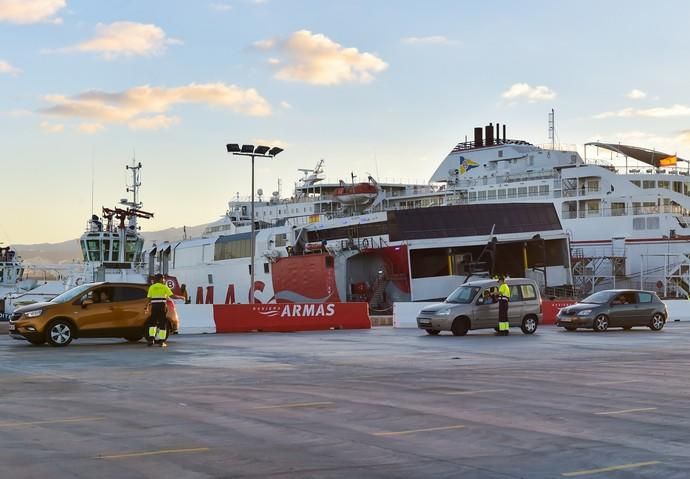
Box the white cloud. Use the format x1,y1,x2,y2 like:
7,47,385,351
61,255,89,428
627,89,647,100
209,2,232,11
40,121,63,133
6,109,32,116
77,123,103,134
128,115,180,130
280,100,292,109
39,82,271,130
59,21,181,59
501,83,556,102
267,57,280,65
400,35,456,45
594,104,690,119
0,0,64,24
0,59,20,75
256,30,387,85
680,130,690,145
251,138,288,149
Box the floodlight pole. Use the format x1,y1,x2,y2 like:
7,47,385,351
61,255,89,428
226,144,284,304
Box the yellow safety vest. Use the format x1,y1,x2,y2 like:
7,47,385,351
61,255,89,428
147,283,173,301
498,283,510,300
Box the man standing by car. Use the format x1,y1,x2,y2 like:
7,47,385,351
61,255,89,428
497,277,510,336
146,274,176,347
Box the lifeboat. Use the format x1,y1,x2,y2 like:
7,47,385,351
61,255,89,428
333,179,379,206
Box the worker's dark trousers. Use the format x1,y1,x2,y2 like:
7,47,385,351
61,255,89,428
149,302,167,343
498,299,509,335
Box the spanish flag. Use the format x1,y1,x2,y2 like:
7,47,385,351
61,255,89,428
659,155,677,167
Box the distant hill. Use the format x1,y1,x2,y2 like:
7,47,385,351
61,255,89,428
14,224,208,265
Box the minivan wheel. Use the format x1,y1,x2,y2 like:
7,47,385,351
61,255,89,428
564,326,577,331
649,313,665,331
425,329,440,335
593,314,609,332
451,318,469,336
46,320,74,347
521,316,538,334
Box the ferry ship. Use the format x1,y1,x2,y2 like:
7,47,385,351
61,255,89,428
72,121,690,310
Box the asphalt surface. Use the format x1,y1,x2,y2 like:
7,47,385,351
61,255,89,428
2,323,690,478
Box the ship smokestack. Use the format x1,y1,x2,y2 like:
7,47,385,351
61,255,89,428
474,127,483,147
503,124,506,142
496,123,500,143
485,123,494,146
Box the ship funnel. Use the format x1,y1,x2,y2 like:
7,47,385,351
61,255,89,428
474,127,483,147
485,123,494,146
496,123,500,143
503,124,506,142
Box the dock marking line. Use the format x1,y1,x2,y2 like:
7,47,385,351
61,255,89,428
0,417,104,428
585,379,640,386
594,407,657,416
250,401,334,410
98,447,210,459
440,389,505,396
561,460,660,476
374,425,465,437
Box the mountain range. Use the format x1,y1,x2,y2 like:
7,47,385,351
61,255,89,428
14,224,207,265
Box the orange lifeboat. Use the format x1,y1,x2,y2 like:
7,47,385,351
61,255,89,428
333,179,379,206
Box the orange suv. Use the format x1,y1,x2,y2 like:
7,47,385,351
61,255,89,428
8,282,180,347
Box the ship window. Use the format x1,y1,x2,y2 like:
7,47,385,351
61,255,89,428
497,189,506,199
611,202,626,216
477,191,486,201
646,217,660,229
658,180,670,190
539,185,549,195
507,188,517,199
528,156,534,166
274,234,287,247
631,180,641,187
264,263,270,274
633,218,645,230
528,186,538,196
469,191,477,201
570,155,577,164
498,150,503,158
673,181,682,193
643,180,655,189
487,190,496,200
518,187,528,198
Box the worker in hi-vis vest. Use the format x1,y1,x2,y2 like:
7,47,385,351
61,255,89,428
146,274,177,347
497,277,510,336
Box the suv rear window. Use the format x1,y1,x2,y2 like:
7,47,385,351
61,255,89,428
638,292,653,303
520,284,537,300
112,286,147,302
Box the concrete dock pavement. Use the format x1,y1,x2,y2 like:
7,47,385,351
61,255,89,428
2,324,690,478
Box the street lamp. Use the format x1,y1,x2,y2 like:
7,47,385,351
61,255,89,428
226,143,284,304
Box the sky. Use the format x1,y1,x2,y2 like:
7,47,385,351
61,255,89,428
2,0,690,244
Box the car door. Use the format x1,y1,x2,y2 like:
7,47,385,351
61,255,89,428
508,285,524,326
109,286,149,334
635,292,656,325
473,289,499,329
77,287,117,335
608,292,638,327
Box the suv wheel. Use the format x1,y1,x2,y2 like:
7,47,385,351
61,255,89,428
46,320,74,347
521,316,538,334
593,314,609,332
425,329,440,335
451,317,469,336
649,313,665,331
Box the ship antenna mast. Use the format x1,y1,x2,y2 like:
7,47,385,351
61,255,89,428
125,159,143,210
548,108,555,150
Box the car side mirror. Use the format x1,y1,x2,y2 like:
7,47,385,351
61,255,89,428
82,299,94,308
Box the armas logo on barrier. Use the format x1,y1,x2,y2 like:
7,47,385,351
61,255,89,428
254,303,336,318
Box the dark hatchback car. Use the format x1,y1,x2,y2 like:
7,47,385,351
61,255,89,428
556,289,667,332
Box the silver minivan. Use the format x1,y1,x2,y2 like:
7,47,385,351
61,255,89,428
416,278,542,336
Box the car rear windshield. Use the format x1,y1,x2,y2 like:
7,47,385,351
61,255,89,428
445,286,480,304
581,291,616,304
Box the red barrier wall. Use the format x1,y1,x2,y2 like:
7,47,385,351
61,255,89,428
542,299,577,324
213,302,371,333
